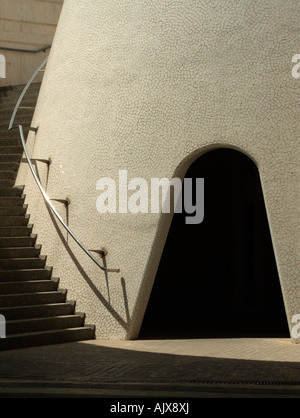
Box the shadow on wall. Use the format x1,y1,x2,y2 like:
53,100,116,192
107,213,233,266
43,202,131,333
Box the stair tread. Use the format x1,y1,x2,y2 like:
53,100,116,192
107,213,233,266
0,246,41,257
0,146,23,150
0,235,37,248
0,196,26,206
6,314,84,325
0,256,45,261
0,153,22,157
0,185,23,189
0,233,35,239
0,302,76,321
0,259,46,269
0,290,67,307
0,267,50,272
0,245,39,249
0,278,55,283
0,195,25,199
0,215,29,218
0,217,29,226
0,171,17,179
0,301,75,310
0,289,65,297
0,225,32,229
3,326,94,337
0,266,52,281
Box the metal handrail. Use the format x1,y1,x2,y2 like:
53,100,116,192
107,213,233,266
0,45,51,53
8,59,120,274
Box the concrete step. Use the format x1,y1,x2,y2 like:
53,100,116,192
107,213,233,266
0,83,41,95
1,130,29,138
0,85,39,94
0,86,39,95
0,301,76,320
0,255,46,270
4,131,30,140
0,225,33,237
0,145,23,154
0,98,37,107
0,127,30,136
0,195,25,206
0,214,30,226
0,278,59,295
0,97,38,107
0,325,95,351
0,99,35,107
0,171,17,180
0,120,31,128
8,120,31,127
0,185,24,196
0,266,52,282
0,122,9,129
0,289,67,307
0,179,14,187
0,245,41,258
0,234,37,248
5,313,85,334
0,95,39,107
0,117,32,126
0,161,19,171
0,140,22,147
0,204,28,216
0,108,34,119
0,154,22,163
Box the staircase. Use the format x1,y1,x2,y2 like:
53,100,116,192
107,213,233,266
0,83,95,350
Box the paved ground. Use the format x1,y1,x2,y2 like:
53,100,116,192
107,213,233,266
0,338,300,398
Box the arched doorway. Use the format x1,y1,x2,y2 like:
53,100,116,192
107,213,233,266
139,149,289,339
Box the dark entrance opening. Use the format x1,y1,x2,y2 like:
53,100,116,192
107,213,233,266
139,149,289,339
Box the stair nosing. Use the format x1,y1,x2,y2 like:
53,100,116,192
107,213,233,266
2,326,94,339
0,301,75,311
5,314,84,325
0,289,67,298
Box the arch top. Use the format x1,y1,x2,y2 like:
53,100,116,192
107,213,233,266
172,143,260,181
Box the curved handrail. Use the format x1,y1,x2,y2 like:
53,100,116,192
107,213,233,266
8,59,120,274
0,45,51,53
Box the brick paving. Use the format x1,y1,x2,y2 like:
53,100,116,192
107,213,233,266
0,338,299,397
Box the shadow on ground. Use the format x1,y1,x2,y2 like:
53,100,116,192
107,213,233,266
0,341,299,389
